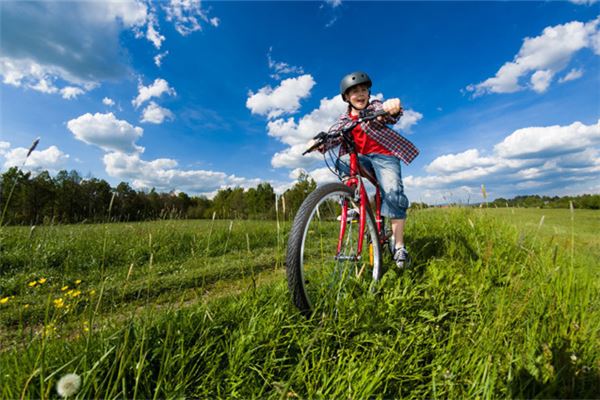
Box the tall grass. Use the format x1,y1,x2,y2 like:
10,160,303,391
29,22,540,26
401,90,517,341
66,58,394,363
0,208,598,398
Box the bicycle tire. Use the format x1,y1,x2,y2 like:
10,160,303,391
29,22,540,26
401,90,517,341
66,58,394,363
286,182,383,317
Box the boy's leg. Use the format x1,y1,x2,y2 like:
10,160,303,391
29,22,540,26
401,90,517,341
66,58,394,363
368,154,409,255
391,218,405,249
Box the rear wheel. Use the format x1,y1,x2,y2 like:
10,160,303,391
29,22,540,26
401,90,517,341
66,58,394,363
286,183,383,317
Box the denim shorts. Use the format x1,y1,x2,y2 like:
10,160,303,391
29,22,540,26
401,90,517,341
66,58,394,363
335,153,409,219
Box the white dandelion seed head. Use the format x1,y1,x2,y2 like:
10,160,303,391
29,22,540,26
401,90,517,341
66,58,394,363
56,373,81,397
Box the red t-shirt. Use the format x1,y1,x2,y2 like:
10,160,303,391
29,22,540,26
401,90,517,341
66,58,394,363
350,113,393,155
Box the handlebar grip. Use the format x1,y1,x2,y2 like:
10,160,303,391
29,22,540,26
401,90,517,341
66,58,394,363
303,139,319,155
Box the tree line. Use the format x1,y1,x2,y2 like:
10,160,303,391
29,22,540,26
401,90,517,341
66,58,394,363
0,167,316,225
488,194,600,210
1,167,598,225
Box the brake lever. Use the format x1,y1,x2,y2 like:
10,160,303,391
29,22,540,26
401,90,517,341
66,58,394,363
303,131,329,155
358,109,388,122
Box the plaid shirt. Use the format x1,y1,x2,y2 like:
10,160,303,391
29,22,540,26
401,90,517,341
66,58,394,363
324,99,419,165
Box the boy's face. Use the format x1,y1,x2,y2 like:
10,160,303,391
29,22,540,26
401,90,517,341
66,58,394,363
346,84,370,110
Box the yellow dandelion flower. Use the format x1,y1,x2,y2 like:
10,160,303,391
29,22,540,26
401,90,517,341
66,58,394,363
61,286,69,291
38,278,47,284
53,298,64,309
28,281,37,287
89,289,96,296
66,290,74,296
70,290,81,298
24,304,30,309
0,297,9,304
75,279,82,285
43,323,56,337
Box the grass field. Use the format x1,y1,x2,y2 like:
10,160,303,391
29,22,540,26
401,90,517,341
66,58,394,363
0,207,598,398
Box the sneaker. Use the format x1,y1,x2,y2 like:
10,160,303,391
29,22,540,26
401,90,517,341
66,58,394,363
393,247,410,269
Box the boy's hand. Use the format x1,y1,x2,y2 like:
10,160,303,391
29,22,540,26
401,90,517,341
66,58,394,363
382,98,402,115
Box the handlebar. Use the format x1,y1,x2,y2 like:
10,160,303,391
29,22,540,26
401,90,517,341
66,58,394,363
302,109,389,155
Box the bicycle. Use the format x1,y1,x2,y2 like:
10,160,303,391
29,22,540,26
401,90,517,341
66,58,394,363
286,109,400,317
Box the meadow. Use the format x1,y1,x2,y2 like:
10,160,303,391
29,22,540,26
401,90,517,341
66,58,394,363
0,207,598,398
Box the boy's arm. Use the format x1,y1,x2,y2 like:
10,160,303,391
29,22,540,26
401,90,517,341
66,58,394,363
371,99,403,125
316,119,345,153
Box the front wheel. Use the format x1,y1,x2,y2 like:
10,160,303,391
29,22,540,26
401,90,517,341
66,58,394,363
286,182,383,317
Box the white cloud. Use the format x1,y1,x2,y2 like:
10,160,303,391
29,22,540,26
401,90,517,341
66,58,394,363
559,68,584,83
132,78,176,108
2,145,69,172
163,0,219,36
466,17,600,96
267,95,346,169
101,0,148,27
0,1,150,96
141,102,175,124
267,95,345,145
494,119,600,158
67,112,144,153
425,149,497,174
272,144,323,170
103,151,262,195
246,74,315,119
145,14,165,49
304,167,339,185
530,69,554,93
267,48,305,80
325,0,343,7
154,51,169,67
407,119,600,203
393,109,423,133
0,1,208,98
0,141,10,156
102,97,115,107
60,86,85,99
30,77,58,94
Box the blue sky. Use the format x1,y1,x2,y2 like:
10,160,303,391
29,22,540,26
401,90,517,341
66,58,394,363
1,0,599,204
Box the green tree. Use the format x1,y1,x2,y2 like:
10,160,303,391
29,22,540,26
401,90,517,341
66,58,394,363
282,173,317,218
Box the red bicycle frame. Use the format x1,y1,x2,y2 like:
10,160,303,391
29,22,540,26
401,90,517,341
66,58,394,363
336,151,384,260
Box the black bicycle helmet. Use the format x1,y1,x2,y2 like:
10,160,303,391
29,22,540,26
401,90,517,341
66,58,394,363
340,71,372,101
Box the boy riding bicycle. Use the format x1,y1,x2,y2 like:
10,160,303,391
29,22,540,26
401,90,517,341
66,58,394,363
321,71,419,268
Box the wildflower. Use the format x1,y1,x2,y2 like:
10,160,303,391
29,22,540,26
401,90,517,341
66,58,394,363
570,354,578,363
56,373,81,398
75,279,82,285
54,298,64,309
0,297,8,304
24,304,30,309
28,281,37,287
61,286,69,291
44,322,56,337
89,289,96,296
70,290,81,298
38,278,47,284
